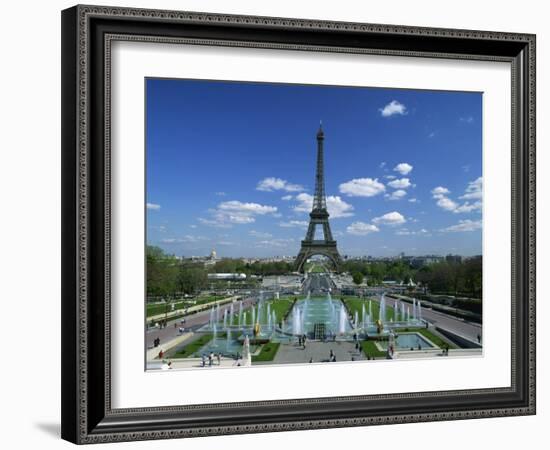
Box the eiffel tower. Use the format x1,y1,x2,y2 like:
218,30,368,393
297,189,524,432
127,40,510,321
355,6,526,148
294,124,342,272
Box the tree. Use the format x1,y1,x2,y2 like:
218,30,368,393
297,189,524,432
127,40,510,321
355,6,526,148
352,271,364,285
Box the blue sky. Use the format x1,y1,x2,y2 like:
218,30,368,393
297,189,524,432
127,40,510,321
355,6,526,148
146,78,482,258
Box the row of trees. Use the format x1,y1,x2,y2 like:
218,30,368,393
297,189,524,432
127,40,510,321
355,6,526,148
343,257,482,299
415,257,482,299
147,247,295,299
147,246,208,298
342,260,415,286
147,246,483,300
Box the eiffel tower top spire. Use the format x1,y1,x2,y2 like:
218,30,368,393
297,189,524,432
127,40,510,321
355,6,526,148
313,122,327,211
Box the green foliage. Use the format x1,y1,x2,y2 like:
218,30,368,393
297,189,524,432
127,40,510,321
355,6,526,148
173,334,213,358
415,329,457,349
361,341,387,358
352,271,364,285
147,246,207,298
252,343,281,362
209,259,294,276
341,257,482,298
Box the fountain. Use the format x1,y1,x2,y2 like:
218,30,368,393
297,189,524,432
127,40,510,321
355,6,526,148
354,311,359,330
242,335,252,367
223,310,227,330
209,307,215,329
339,304,347,335
229,303,234,326
251,308,256,327
379,294,386,323
212,324,218,341
292,305,302,335
418,301,423,321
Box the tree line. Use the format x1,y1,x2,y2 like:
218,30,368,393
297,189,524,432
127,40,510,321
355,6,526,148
147,246,294,299
342,256,482,299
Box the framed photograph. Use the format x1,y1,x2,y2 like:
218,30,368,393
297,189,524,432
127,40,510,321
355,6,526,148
61,5,536,444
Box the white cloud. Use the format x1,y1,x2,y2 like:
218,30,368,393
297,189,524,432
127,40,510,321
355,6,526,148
279,220,308,228
460,116,474,124
293,193,354,218
436,196,458,211
380,100,407,117
395,228,429,236
339,178,385,197
431,186,450,197
454,201,482,213
385,189,407,200
379,162,386,168
372,211,406,226
408,198,419,203
200,200,278,227
394,163,413,175
218,200,277,215
214,191,226,196
440,219,482,232
146,203,161,210
384,175,396,180
161,235,208,244
281,195,293,201
347,222,380,236
432,180,482,214
249,230,273,239
460,177,483,200
255,238,295,248
428,132,436,138
256,177,304,192
388,178,412,189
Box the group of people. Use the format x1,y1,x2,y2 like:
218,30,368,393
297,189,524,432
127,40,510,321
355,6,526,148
201,351,222,367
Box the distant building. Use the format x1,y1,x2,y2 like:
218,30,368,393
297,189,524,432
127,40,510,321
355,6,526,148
207,273,247,281
445,254,463,264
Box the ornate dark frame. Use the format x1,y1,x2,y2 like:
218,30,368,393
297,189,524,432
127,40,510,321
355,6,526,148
61,4,536,444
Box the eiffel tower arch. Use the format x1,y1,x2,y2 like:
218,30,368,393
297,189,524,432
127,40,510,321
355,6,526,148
294,125,342,273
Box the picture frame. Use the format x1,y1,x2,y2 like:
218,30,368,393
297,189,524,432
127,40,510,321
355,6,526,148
61,4,536,444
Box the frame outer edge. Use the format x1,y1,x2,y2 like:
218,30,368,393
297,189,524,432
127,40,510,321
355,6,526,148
61,5,80,445
64,4,537,443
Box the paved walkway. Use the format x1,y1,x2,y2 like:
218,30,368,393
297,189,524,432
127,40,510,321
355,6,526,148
273,340,365,364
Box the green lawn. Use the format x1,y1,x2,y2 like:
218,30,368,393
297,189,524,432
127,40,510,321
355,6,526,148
146,296,229,318
416,328,457,349
310,264,327,273
361,340,387,358
146,301,187,317
343,297,406,323
252,343,280,362
172,334,213,358
224,298,295,326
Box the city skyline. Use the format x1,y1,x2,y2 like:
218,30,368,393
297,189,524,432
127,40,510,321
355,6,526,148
146,78,482,258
